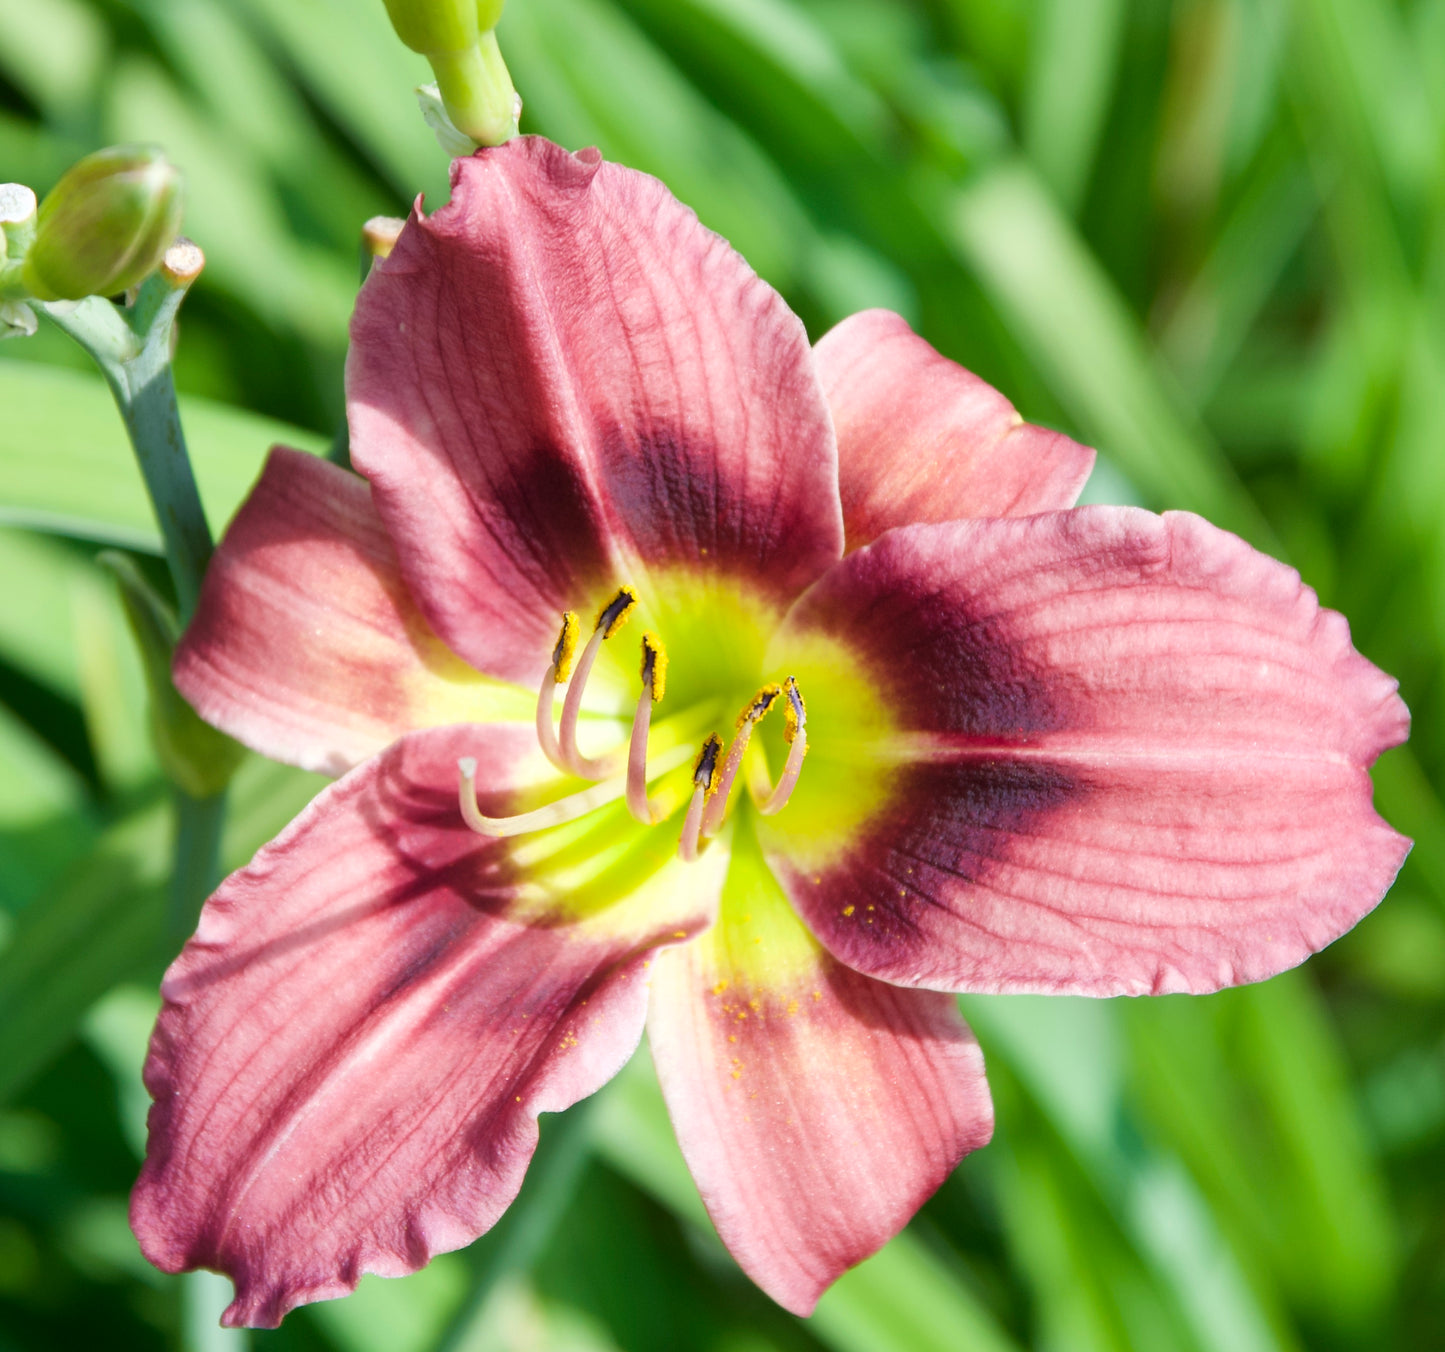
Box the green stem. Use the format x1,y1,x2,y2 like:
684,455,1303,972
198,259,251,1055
436,1103,595,1352
38,269,230,972
41,274,213,623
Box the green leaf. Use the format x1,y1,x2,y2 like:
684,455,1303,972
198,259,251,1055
0,527,88,696
1158,156,1318,405
965,995,1292,1352
591,1048,1025,1352
0,703,95,918
0,0,108,130
0,359,327,550
230,0,449,202
507,0,817,293
0,753,326,1105
1124,973,1396,1336
105,56,358,346
125,0,400,254
943,159,1274,549
1021,0,1126,213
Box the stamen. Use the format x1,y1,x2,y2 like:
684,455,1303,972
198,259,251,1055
552,611,581,682
535,611,580,774
626,632,668,824
701,684,780,837
678,734,723,862
755,676,807,816
459,740,693,839
557,586,638,780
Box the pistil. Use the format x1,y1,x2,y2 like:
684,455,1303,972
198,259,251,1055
754,676,807,816
678,733,723,863
626,632,668,824
701,684,780,838
458,739,694,839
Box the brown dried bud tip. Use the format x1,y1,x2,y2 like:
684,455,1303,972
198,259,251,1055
160,238,204,286
362,216,406,261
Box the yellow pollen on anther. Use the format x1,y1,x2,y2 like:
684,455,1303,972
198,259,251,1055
735,683,781,730
596,584,638,638
640,631,668,703
782,674,806,744
693,733,724,797
551,611,580,683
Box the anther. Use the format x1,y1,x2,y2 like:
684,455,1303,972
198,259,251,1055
678,733,723,862
535,611,580,774
701,684,780,838
755,676,807,816
596,587,638,639
626,632,668,824
557,586,639,780
552,611,581,683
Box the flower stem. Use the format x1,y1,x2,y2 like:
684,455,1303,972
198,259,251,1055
37,245,229,968
40,246,213,623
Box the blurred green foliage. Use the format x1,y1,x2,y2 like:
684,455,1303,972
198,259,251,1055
1,0,1443,1349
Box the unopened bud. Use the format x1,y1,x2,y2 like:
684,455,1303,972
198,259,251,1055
22,146,184,302
382,0,480,55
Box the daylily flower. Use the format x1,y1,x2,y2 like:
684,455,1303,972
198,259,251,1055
130,138,1409,1328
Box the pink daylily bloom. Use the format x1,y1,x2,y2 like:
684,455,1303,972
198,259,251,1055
131,138,1409,1327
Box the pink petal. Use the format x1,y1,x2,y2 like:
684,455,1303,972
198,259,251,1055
175,448,522,777
130,724,718,1327
348,139,843,687
814,310,1095,549
647,844,992,1315
765,509,1410,995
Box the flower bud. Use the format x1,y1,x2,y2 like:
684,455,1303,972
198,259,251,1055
22,146,184,302
381,0,483,56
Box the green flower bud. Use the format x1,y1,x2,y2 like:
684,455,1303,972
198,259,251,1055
22,146,184,302
475,1,506,29
381,0,480,56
